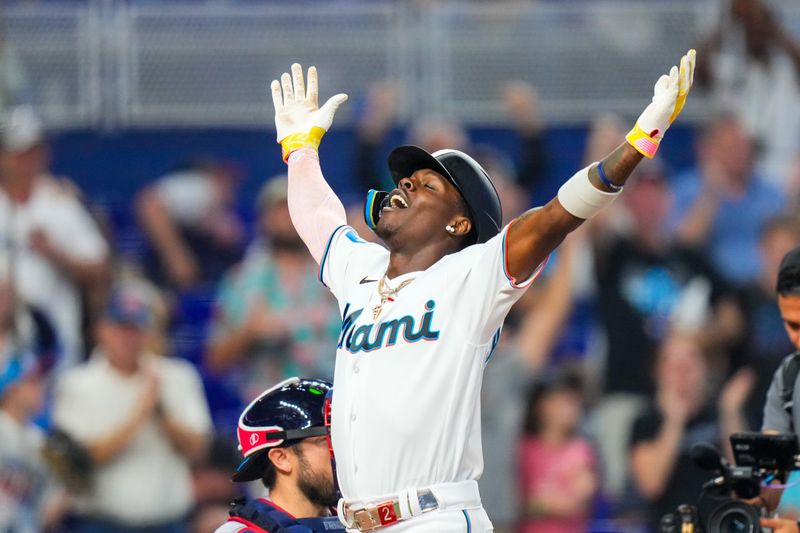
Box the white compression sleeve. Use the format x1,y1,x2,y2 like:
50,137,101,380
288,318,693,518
557,163,621,219
287,148,348,264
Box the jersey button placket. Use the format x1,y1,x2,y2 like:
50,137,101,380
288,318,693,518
349,357,361,484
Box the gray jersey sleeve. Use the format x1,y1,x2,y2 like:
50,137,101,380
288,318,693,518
762,362,793,433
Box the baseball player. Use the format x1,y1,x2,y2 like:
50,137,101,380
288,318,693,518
269,51,696,532
215,377,346,533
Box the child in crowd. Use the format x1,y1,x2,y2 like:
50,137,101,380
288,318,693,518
518,373,597,533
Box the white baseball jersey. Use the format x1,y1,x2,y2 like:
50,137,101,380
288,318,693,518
319,224,543,501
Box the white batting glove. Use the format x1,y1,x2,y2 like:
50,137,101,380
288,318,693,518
270,63,348,162
627,49,695,158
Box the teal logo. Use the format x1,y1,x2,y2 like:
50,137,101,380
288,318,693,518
337,300,440,354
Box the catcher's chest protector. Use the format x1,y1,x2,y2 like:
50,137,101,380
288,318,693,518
226,498,345,533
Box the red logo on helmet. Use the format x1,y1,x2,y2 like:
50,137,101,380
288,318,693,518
237,425,284,457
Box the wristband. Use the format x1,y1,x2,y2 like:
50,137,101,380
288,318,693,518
557,164,621,220
597,160,623,191
279,126,327,162
626,121,660,159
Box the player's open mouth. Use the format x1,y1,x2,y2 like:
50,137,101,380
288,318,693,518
384,192,409,210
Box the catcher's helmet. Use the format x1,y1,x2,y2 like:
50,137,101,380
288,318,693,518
232,377,332,482
364,145,502,245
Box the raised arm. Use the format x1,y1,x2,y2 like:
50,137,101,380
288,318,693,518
506,50,696,281
270,63,349,263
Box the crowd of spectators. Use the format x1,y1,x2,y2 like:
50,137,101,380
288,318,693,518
4,0,800,532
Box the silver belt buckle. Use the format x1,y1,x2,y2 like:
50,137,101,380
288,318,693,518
417,489,439,513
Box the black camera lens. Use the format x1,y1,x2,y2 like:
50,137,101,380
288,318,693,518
719,511,753,532
707,501,760,533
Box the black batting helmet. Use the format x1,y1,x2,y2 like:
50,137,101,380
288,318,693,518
232,377,332,482
364,145,503,245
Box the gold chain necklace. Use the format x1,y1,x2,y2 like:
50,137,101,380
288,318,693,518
372,275,414,321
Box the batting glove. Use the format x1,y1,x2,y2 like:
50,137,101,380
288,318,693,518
271,63,348,162
626,49,695,158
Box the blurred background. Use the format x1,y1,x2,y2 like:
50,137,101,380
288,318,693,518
2,0,800,531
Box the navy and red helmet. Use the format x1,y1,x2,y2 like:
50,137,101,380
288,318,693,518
232,377,332,482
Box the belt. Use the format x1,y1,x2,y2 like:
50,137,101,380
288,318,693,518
337,480,481,532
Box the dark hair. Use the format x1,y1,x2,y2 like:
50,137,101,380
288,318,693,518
260,459,277,490
777,245,800,297
522,372,584,437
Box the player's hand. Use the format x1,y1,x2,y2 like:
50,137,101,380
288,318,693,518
270,63,348,162
761,517,800,533
627,49,695,158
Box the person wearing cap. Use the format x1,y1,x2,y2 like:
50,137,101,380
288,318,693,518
267,52,695,532
0,339,65,532
0,106,110,370
51,284,212,533
754,246,800,532
206,175,339,403
215,377,344,533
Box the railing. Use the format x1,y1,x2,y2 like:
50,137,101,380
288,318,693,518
4,0,794,129
3,3,102,127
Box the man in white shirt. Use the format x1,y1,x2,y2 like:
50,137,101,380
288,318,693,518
268,51,695,532
0,106,110,369
53,284,213,533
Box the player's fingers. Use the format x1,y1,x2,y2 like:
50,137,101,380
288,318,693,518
307,66,319,107
679,55,690,94
319,93,349,122
270,80,283,111
292,63,305,101
654,73,670,95
281,72,293,102
663,65,679,95
687,49,696,87
669,65,679,85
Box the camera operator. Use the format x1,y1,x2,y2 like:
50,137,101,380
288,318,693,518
756,245,800,532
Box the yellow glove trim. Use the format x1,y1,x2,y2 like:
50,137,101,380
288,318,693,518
669,91,688,126
626,122,660,159
669,49,695,124
280,126,327,162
